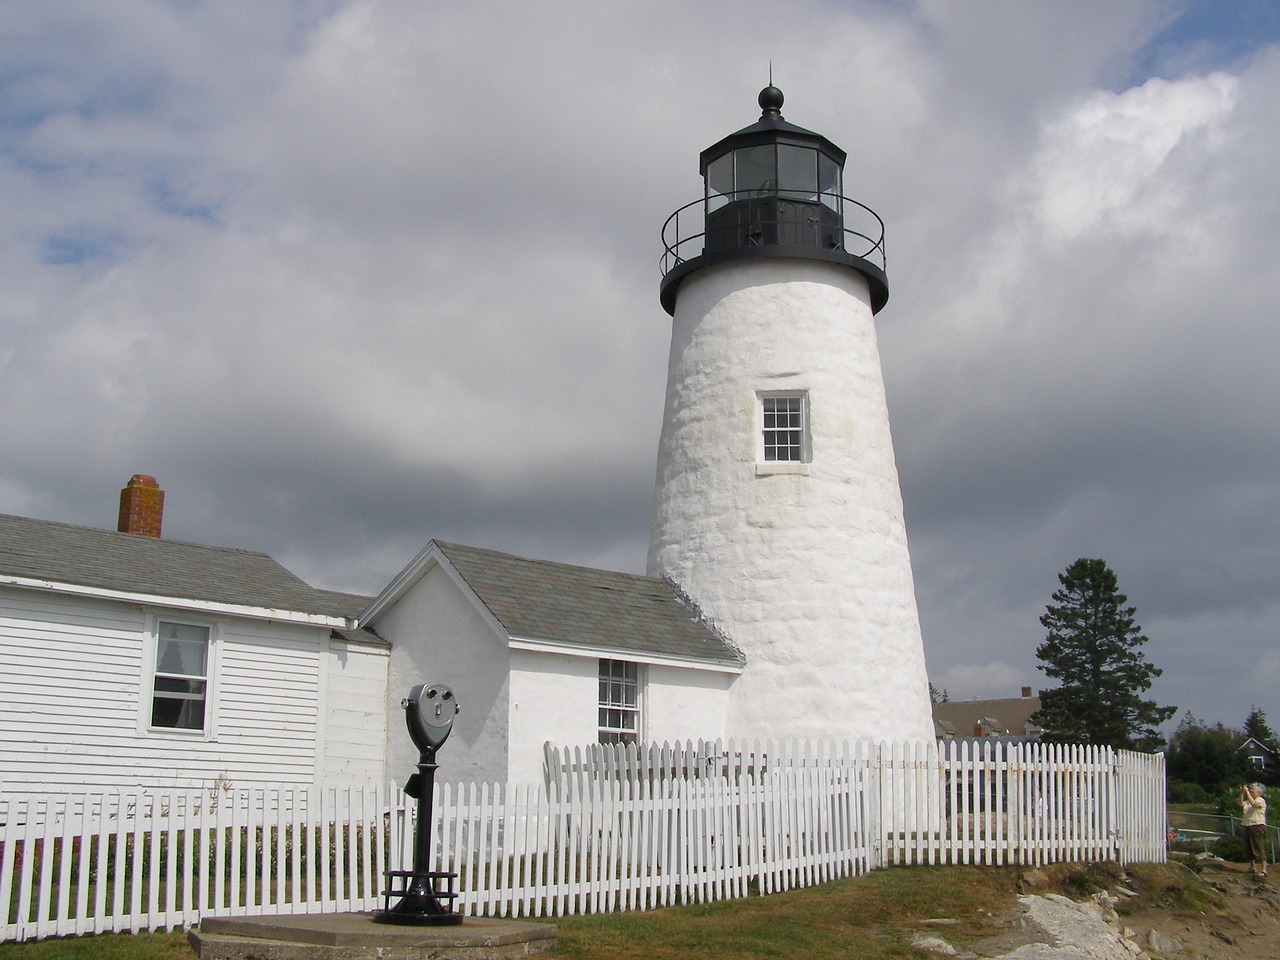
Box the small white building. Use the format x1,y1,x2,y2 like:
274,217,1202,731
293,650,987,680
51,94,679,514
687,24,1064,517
0,478,388,797
363,540,741,787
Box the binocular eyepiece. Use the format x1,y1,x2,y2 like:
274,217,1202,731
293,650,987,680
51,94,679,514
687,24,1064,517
404,683,460,755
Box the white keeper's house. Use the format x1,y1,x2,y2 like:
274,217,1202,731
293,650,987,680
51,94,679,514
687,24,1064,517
1,86,935,795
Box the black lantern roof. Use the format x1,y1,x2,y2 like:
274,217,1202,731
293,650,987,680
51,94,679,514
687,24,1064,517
698,85,847,174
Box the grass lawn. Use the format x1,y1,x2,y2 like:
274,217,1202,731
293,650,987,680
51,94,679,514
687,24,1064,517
0,865,1021,960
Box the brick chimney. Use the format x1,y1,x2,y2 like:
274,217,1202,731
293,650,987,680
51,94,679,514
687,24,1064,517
118,475,164,538
1021,686,1033,699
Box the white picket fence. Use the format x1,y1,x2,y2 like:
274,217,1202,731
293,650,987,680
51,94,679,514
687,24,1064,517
0,738,1165,943
545,738,1166,867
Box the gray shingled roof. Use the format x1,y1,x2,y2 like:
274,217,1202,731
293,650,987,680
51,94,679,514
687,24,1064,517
433,541,741,667
932,696,1043,738
0,513,371,620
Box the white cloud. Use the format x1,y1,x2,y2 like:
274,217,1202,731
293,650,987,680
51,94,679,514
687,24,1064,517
1028,73,1238,240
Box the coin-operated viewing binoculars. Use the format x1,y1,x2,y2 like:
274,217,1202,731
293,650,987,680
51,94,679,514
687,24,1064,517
373,683,463,926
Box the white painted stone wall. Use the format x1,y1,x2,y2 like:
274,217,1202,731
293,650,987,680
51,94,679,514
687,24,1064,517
379,564,513,786
507,656,734,786
643,663,732,745
648,257,933,744
509,650,596,786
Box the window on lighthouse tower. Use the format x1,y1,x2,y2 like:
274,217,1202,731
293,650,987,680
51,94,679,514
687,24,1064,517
759,392,809,462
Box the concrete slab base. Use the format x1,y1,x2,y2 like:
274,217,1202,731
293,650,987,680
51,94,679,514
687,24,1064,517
188,912,557,960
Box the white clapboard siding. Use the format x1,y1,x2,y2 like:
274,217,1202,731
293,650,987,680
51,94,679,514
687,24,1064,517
320,635,389,785
0,588,340,795
0,738,1166,943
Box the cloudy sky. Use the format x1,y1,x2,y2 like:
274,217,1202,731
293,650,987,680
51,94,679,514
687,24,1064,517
3,1,1277,735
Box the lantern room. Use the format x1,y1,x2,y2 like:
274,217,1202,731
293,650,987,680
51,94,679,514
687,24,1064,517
702,85,845,253
659,85,888,316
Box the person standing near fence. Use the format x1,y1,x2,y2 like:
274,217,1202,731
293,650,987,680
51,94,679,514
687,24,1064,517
1240,783,1268,877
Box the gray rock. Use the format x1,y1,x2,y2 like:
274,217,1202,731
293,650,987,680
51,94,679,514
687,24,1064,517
1145,928,1184,956
911,932,959,955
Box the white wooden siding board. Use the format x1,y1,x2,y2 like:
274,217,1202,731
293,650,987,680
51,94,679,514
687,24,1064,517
0,593,143,627
0,635,140,660
0,645,139,671
0,751,314,782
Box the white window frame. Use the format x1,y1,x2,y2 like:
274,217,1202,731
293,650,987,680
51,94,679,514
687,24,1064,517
598,659,642,745
139,615,217,739
757,390,810,466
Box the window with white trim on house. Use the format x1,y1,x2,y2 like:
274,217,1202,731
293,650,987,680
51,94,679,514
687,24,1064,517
151,620,210,731
598,659,640,745
759,392,808,462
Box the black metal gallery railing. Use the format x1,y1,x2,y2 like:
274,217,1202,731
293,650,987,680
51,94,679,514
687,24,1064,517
660,189,887,277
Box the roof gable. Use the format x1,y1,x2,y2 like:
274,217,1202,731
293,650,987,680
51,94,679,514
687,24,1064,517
1239,737,1277,756
0,512,370,621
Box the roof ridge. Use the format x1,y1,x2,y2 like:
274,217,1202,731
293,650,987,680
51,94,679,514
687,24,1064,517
0,511,356,618
0,512,275,559
434,540,659,583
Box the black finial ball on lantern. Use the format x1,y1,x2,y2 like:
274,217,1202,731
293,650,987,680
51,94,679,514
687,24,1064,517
758,84,784,117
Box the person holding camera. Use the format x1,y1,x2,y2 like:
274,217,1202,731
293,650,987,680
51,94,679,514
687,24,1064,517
1240,782,1268,877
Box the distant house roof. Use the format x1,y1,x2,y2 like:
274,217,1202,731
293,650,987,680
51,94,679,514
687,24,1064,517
1238,737,1277,758
364,540,743,672
932,695,1042,740
0,512,375,631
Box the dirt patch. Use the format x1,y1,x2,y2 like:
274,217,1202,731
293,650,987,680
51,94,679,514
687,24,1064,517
1117,859,1280,959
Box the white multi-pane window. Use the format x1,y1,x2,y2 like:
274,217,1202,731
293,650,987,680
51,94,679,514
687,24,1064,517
151,620,211,731
760,392,808,462
598,659,639,745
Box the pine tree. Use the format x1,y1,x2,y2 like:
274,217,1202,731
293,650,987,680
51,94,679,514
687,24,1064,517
1032,558,1175,750
1165,711,1242,794
1243,706,1278,751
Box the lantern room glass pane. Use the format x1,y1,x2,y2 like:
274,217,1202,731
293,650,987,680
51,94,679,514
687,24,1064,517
778,144,818,201
735,144,775,195
705,152,733,212
819,153,841,212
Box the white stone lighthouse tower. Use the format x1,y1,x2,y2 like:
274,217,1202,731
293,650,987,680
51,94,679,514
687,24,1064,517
648,86,933,743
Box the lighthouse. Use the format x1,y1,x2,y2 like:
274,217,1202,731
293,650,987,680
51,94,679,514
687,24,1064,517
648,86,933,743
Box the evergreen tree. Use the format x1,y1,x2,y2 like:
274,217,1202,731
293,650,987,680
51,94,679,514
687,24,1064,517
1243,706,1278,750
1032,558,1175,750
1165,712,1241,794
